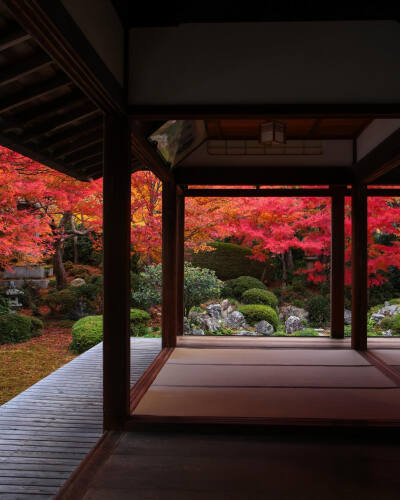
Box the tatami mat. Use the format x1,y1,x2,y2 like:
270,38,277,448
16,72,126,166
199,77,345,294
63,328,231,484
168,348,370,365
133,347,400,422
134,386,400,420
371,350,400,365
153,364,395,388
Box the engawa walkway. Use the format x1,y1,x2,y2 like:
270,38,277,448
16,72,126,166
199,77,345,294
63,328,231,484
0,338,161,499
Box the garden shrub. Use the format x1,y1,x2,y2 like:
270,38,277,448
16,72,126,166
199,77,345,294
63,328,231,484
132,263,222,314
70,315,102,353
306,294,330,326
191,242,267,281
241,288,278,308
225,276,267,300
238,304,279,330
380,314,400,335
130,308,150,336
0,313,42,345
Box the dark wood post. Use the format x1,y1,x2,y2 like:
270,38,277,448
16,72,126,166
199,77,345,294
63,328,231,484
103,114,131,430
351,182,368,350
330,185,345,338
162,180,178,347
176,191,185,336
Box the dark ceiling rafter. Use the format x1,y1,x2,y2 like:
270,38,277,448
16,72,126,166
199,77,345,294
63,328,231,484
5,0,123,115
0,24,31,51
53,132,103,159
0,74,71,114
0,52,53,87
64,144,103,166
2,90,86,132
39,119,103,152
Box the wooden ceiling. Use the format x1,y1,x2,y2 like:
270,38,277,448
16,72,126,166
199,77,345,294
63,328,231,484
112,2,400,28
206,119,372,141
0,1,104,180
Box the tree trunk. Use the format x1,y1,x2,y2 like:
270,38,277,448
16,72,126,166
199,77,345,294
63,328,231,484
287,249,294,270
73,235,78,264
281,253,287,287
53,240,67,289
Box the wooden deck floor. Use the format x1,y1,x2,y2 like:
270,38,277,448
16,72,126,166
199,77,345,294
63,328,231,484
0,338,161,499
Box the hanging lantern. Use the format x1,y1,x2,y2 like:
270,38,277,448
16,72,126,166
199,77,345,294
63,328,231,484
259,121,286,145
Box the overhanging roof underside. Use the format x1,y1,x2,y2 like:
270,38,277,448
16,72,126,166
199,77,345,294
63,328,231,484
0,1,104,180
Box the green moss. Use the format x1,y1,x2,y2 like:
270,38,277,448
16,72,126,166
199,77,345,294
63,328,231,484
238,304,279,330
241,288,278,308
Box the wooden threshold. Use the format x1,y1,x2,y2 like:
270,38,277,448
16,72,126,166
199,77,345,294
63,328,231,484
125,414,400,431
130,347,174,413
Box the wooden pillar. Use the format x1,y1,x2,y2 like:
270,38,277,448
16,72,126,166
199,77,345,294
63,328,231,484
176,191,185,336
330,185,345,338
351,183,368,350
162,180,178,347
103,114,131,430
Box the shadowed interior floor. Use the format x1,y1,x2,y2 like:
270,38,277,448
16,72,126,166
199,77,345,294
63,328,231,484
81,430,400,500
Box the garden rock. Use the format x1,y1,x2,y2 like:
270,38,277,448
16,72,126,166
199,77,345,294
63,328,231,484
344,309,352,325
183,317,191,335
191,328,205,336
374,304,400,318
255,320,274,336
382,329,392,337
237,330,261,336
285,315,303,334
221,299,230,310
70,278,86,287
279,306,308,322
206,303,222,320
225,310,246,329
370,313,385,324
189,311,220,332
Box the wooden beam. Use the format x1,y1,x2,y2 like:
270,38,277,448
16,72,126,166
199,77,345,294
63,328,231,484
175,166,355,186
64,144,103,165
129,104,400,120
73,154,103,171
6,0,123,113
3,91,86,132
185,188,335,197
103,114,131,430
53,133,102,159
131,120,171,182
20,104,99,143
0,26,31,51
351,183,368,350
0,74,71,114
355,127,400,183
162,180,178,348
0,52,52,87
176,192,185,336
40,119,103,151
330,185,345,339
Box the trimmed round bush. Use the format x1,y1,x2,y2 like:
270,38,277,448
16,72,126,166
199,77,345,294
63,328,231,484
70,315,102,354
241,288,278,308
238,304,279,330
130,308,150,337
225,276,267,300
306,294,330,326
0,313,41,345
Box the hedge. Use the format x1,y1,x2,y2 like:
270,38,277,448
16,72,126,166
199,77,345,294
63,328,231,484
191,242,268,280
224,276,267,300
238,304,279,330
70,315,103,354
70,308,151,353
0,313,43,345
241,288,278,308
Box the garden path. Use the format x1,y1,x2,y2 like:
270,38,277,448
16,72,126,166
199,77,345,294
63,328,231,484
0,337,161,499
